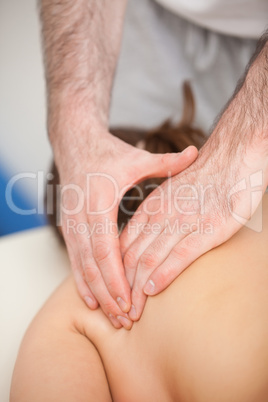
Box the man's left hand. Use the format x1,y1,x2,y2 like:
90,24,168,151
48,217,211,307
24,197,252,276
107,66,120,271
120,135,268,321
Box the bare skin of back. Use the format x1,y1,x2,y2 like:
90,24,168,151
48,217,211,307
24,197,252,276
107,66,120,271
10,196,268,402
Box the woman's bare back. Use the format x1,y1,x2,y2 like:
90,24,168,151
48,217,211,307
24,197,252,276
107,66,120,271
11,196,268,402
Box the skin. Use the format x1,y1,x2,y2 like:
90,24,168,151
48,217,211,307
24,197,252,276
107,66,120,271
10,195,268,402
39,0,198,328
121,35,268,321
39,0,268,324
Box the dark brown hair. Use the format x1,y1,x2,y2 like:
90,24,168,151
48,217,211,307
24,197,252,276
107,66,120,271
46,82,205,240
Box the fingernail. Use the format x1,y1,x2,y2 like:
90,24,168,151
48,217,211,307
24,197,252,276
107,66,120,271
85,296,95,309
117,296,129,313
108,313,122,329
129,304,137,320
144,279,155,295
116,315,132,330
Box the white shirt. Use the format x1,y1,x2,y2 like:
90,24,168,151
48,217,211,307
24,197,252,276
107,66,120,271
155,0,268,38
111,0,257,133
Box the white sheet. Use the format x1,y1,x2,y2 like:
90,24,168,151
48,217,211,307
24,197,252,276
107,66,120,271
0,227,70,402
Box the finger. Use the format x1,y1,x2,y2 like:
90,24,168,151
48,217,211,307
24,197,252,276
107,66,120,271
65,237,99,310
89,212,132,313
87,276,132,330
73,269,99,310
120,146,197,262
128,229,189,320
82,257,131,329
78,231,129,313
67,240,124,328
130,216,190,280
128,284,147,322
60,209,99,310
123,209,192,289
123,219,166,288
75,227,132,329
143,232,209,295
135,145,198,182
120,210,149,258
120,182,168,260
108,314,123,329
128,214,195,322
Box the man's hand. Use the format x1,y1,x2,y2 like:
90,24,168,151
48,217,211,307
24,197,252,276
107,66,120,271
121,33,268,322
121,138,267,321
39,0,193,329
55,122,197,328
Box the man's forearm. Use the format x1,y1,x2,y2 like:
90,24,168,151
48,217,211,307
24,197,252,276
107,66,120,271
39,0,127,139
203,30,268,165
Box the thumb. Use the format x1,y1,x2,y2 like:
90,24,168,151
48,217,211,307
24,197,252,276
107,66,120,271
134,145,198,182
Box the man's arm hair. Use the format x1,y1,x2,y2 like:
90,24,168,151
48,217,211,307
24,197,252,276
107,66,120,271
38,0,127,136
205,30,268,161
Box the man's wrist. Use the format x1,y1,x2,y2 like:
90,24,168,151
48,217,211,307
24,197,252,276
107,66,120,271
48,87,109,137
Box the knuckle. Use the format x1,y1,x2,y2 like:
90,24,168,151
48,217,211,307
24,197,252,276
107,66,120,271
154,267,172,287
171,246,188,262
184,234,202,250
93,240,111,263
81,245,93,261
124,249,137,270
140,251,158,269
155,271,166,286
102,300,119,315
84,265,100,284
131,286,142,301
105,277,121,293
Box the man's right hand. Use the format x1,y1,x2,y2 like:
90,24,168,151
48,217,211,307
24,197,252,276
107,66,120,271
39,0,198,329
52,122,198,329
